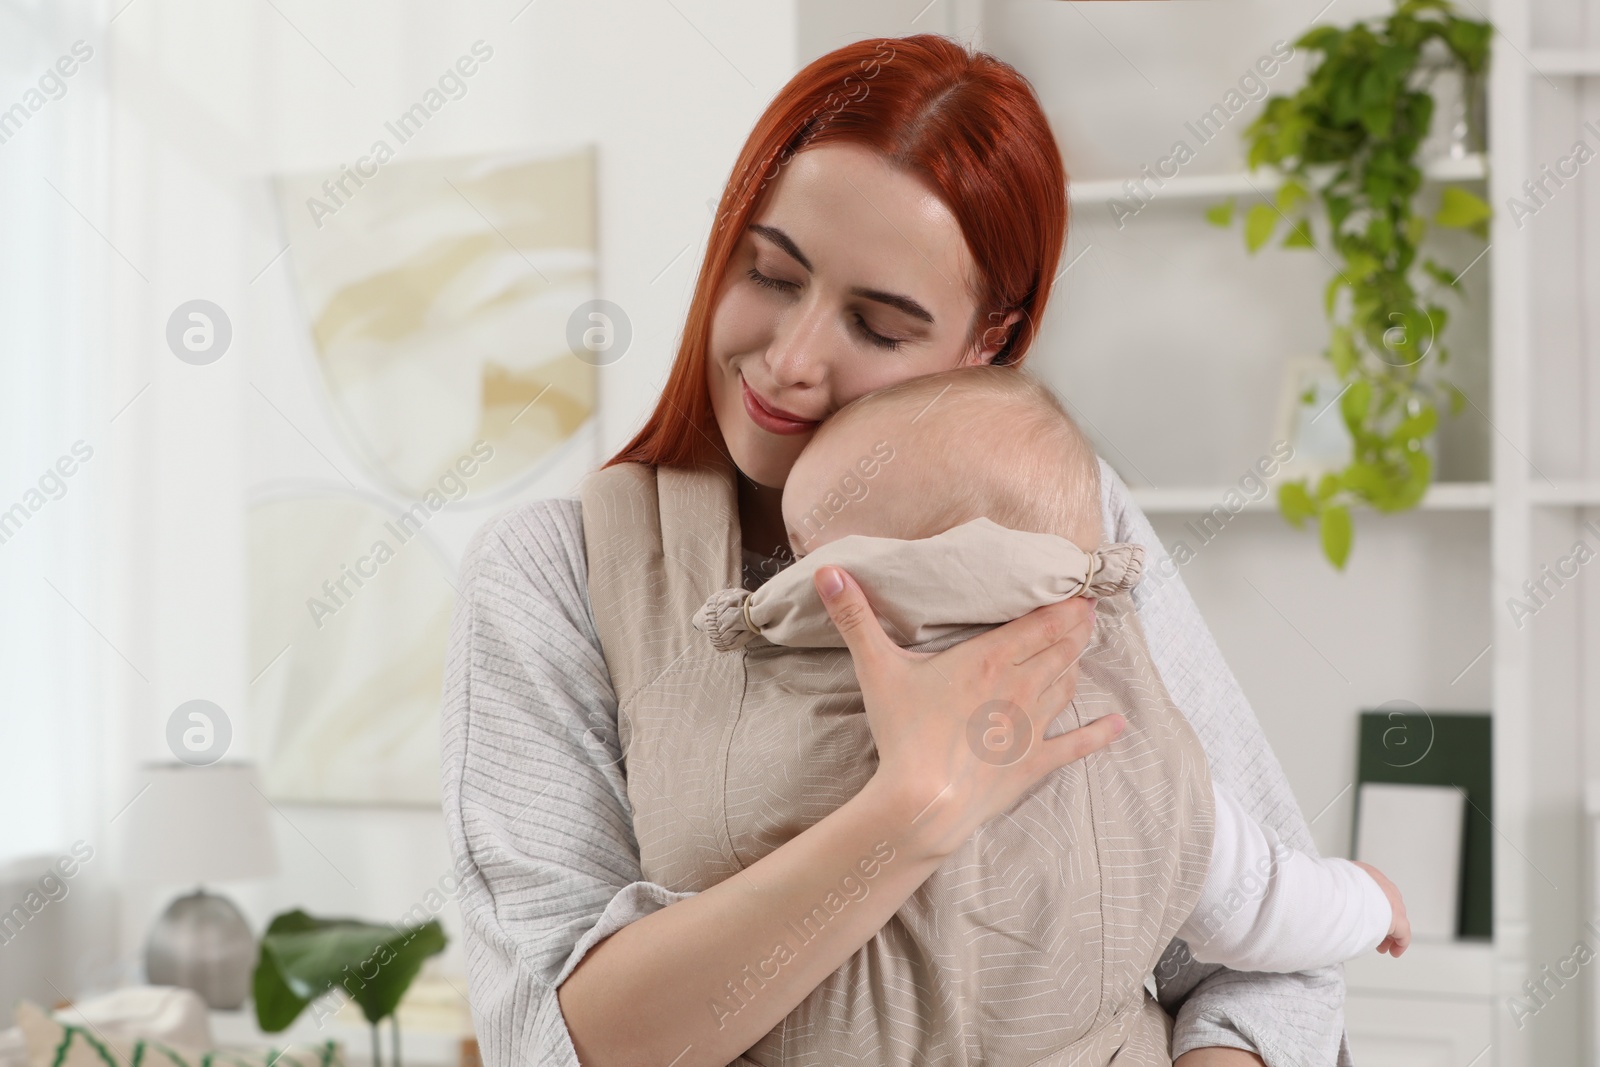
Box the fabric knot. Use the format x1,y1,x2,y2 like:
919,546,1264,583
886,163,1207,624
1085,542,1145,597
692,587,758,652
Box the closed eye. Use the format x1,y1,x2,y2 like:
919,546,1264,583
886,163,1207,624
853,314,904,351
746,266,794,292
747,269,905,351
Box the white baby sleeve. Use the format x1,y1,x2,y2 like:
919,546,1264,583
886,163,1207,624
1179,782,1393,973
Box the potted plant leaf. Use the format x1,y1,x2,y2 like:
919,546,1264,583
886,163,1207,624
253,909,447,1067
1208,0,1493,568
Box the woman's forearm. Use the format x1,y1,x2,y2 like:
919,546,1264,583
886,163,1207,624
1175,1049,1266,1066
557,773,947,1067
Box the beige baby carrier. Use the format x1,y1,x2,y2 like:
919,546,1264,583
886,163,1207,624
579,454,1215,1066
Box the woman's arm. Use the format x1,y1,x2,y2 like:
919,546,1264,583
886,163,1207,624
1096,460,1353,1067
1175,1050,1266,1067
441,497,1116,1067
440,498,660,1067
558,768,953,1065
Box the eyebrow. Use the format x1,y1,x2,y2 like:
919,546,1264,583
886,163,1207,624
749,224,936,325
852,285,936,326
750,224,812,271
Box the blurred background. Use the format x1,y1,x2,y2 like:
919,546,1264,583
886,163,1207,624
0,0,1594,1064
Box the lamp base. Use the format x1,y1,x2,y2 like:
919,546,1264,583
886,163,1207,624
144,889,255,1010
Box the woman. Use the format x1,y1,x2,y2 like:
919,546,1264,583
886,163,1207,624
441,34,1349,1067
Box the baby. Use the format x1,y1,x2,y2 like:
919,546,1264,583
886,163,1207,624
695,364,1409,979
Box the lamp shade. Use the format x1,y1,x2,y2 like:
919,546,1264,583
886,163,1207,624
119,763,279,885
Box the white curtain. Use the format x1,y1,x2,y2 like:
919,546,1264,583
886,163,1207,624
0,0,110,867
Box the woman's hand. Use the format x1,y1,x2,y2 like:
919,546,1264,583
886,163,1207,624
814,563,1123,861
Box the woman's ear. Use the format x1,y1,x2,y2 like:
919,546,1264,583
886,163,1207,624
970,309,1024,365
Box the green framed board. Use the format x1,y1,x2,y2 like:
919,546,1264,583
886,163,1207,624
1356,707,1492,940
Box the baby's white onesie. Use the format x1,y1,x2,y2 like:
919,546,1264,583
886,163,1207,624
1180,783,1393,971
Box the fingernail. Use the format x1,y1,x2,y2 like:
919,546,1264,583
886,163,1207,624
817,566,844,599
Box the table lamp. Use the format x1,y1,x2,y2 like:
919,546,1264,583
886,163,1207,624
119,763,279,1009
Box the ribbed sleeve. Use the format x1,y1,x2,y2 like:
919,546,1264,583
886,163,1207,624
438,496,696,1067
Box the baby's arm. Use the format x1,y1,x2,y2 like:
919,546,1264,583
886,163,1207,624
1178,783,1409,972
1351,859,1412,957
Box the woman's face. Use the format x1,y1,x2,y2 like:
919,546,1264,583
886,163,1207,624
706,141,1017,489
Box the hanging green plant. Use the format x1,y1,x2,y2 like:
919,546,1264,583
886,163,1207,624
1208,0,1492,568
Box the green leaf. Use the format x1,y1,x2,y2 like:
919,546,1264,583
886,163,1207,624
1279,481,1317,528
1392,403,1438,443
253,910,448,1031
1295,25,1344,52
1434,186,1492,229
1342,461,1388,501
1277,179,1310,215
1324,191,1354,232
1343,249,1382,280
1328,326,1358,377
1320,504,1354,569
1283,219,1316,248
1316,471,1343,501
1247,136,1273,172
1380,311,1421,366
1427,303,1449,339
1445,21,1493,71
1422,257,1462,289
1341,378,1373,424
1360,102,1395,140
1245,203,1279,252
1405,213,1428,247
1205,200,1235,227
252,941,309,1033
1367,216,1395,256
1446,382,1468,415
1324,274,1346,318
1390,449,1434,511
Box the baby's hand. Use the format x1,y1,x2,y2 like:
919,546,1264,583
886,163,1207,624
1352,860,1411,957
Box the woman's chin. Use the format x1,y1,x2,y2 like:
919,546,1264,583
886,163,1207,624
727,443,791,491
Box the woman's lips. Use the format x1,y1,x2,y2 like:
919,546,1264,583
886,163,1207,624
741,376,819,435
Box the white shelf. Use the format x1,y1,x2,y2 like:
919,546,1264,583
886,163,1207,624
1069,154,1486,206
1344,938,1496,998
1528,480,1600,506
1530,49,1600,75
1131,481,1492,515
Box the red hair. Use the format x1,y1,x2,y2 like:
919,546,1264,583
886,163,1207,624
603,33,1067,470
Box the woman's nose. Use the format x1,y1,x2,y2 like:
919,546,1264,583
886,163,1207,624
764,295,834,388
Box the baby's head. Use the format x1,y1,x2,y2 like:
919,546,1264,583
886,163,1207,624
780,366,1101,558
